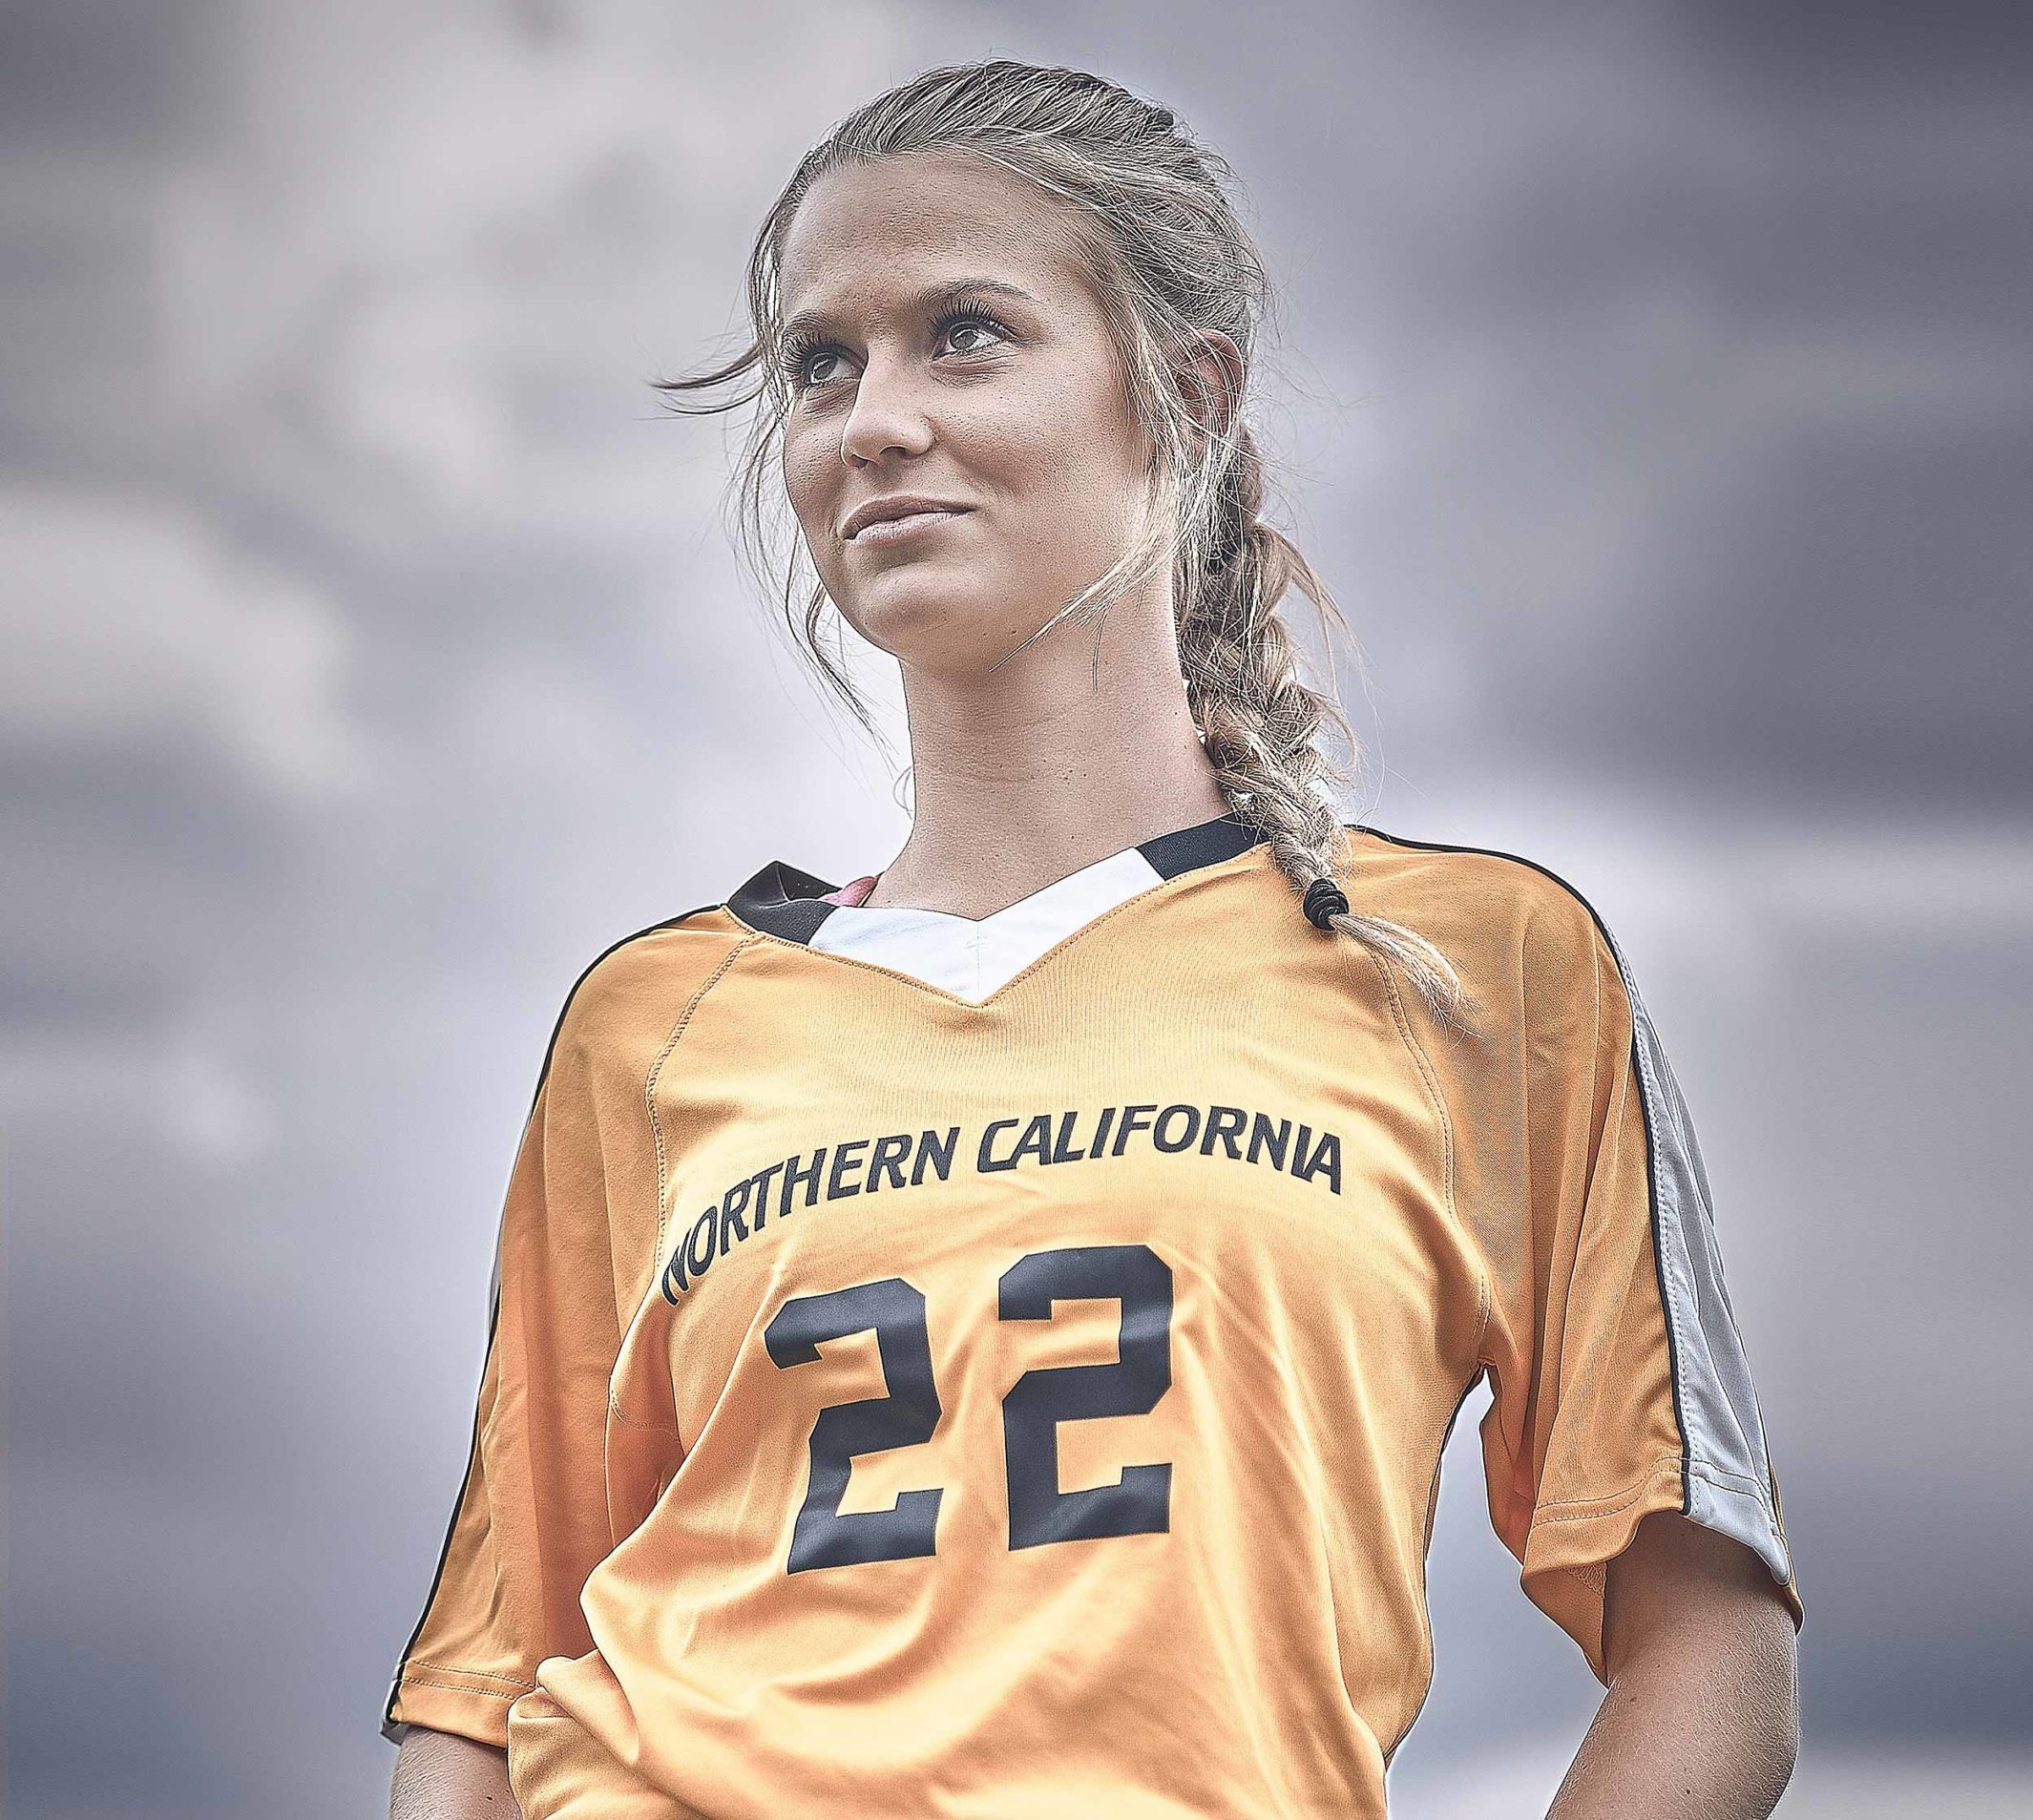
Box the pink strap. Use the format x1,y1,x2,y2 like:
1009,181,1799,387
823,873,881,908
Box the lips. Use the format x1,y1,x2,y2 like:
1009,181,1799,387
841,497,973,542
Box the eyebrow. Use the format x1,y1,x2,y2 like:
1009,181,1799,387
777,277,1040,349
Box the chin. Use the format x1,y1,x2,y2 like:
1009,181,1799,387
841,571,1045,675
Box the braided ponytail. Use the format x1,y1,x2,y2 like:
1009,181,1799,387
655,59,1472,1031
1179,434,1470,1028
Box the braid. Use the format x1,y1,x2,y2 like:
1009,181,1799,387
1181,431,1473,1031
1183,436,1344,880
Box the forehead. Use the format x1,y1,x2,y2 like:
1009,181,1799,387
777,153,1091,318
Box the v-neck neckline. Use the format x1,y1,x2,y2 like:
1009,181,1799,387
722,810,1267,1004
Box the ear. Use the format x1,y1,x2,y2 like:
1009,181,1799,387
1176,328,1245,454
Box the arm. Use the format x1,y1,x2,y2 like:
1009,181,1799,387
1547,1513,1800,1820
389,1726,519,1820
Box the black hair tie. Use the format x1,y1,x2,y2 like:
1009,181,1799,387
1303,876,1349,930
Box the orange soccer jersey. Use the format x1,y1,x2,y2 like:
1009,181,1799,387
382,812,1802,1819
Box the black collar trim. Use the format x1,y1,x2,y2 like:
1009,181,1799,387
724,810,1264,947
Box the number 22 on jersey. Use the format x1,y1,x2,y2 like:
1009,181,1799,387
765,1242,1173,1570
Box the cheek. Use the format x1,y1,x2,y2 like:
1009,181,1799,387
781,425,834,533
969,369,1146,534
1008,349,1139,468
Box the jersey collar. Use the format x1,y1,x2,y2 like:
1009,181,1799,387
724,809,1264,947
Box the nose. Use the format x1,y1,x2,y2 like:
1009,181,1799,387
838,352,934,468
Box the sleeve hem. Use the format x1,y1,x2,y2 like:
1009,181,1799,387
1521,1458,1805,1684
383,1663,533,1750
1526,1454,1687,1522
1520,1458,1687,1684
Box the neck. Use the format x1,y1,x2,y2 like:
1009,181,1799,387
868,585,1231,919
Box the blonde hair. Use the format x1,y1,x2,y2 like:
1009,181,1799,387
656,59,1469,1030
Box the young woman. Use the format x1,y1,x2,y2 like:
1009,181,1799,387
384,60,1803,1820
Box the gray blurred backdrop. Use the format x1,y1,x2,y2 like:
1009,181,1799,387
6,2,2029,1815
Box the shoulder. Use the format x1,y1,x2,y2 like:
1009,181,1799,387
1338,822,1642,1063
530,901,751,1108
1345,830,1651,1207
1343,823,1614,973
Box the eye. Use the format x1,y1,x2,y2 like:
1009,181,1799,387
933,300,1015,359
777,332,848,392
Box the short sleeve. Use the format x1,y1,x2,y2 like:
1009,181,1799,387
1475,889,1803,1683
381,993,632,1748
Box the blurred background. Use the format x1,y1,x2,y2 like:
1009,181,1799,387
5,1,2029,1814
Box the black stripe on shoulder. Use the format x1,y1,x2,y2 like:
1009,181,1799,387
1349,821,1624,953
380,898,726,1747
1348,819,1693,1520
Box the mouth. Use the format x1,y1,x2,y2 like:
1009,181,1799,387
847,507,971,548
840,498,975,544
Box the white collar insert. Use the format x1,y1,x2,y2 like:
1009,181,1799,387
807,846,1165,1003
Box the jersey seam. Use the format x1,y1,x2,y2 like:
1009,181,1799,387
403,1660,535,1688
609,1391,681,1440
393,1674,526,1702
1687,1458,1772,1496
1483,894,1536,1377
1527,1455,1684,1522
616,932,757,1442
1364,937,1492,1358
647,934,760,1282
1542,906,1615,1508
